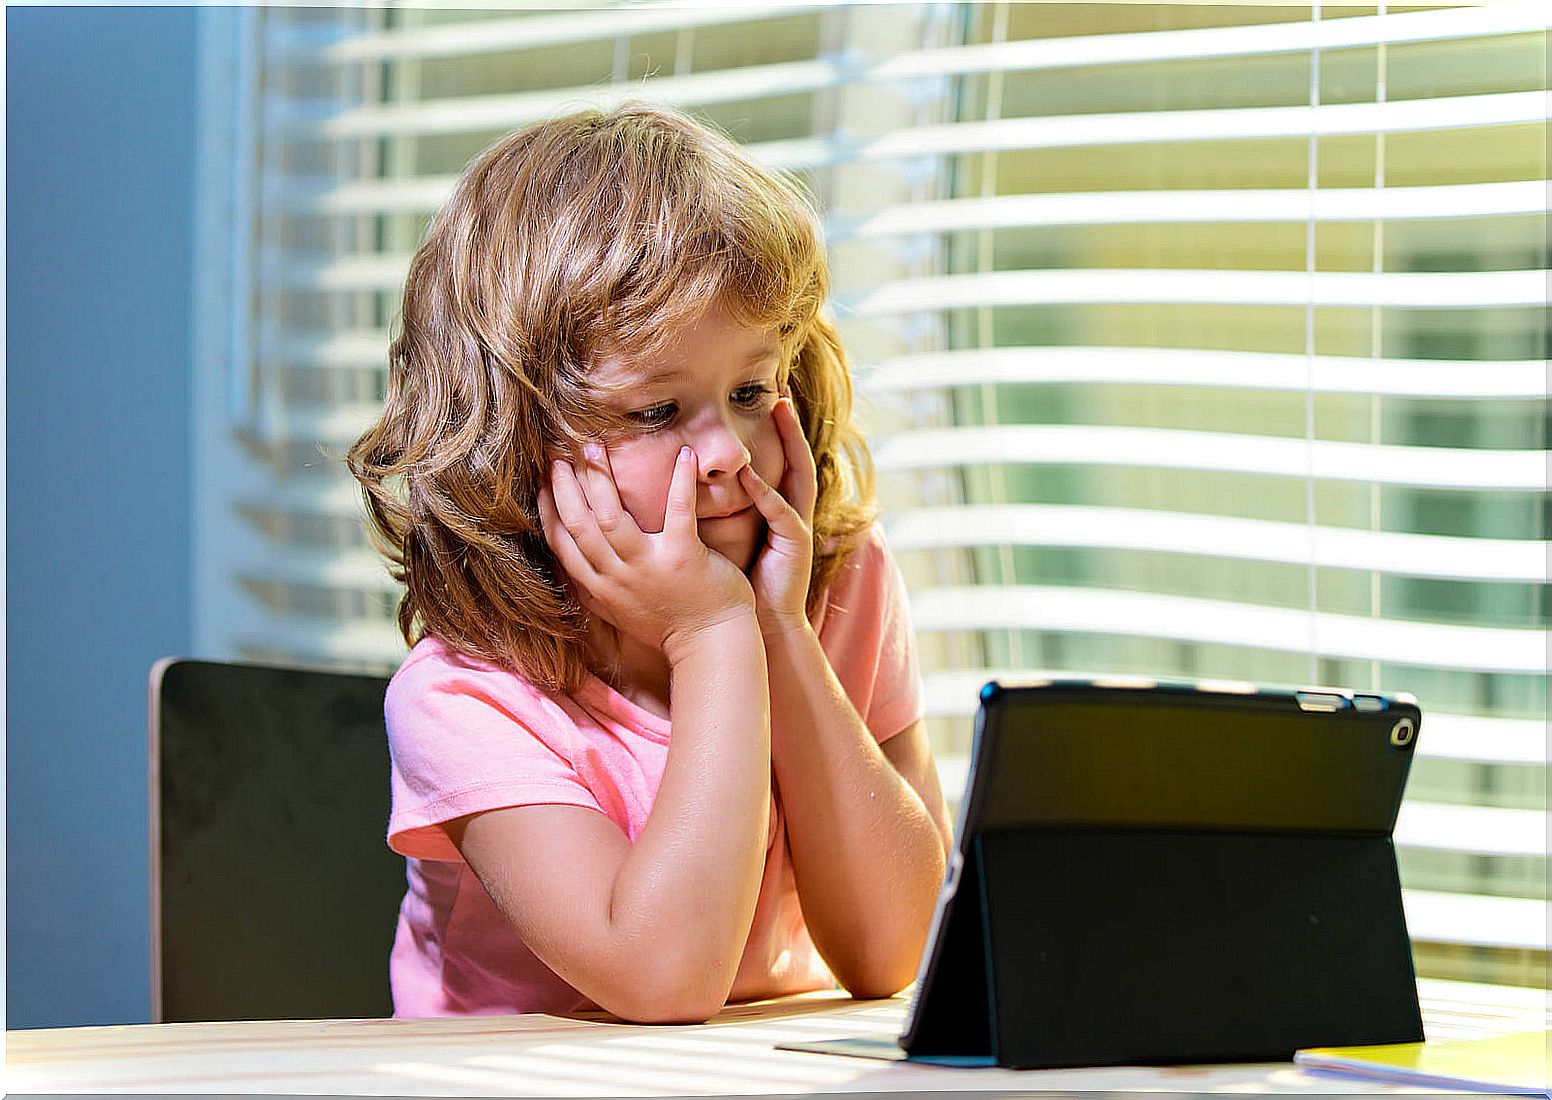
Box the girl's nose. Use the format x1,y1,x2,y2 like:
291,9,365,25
691,415,752,481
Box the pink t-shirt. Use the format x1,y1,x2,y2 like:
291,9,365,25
384,526,924,1017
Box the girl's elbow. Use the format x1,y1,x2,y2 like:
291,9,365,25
831,941,922,1001
837,963,915,1002
830,924,931,1001
598,959,733,1024
607,981,727,1025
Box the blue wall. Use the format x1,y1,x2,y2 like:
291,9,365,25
7,7,197,1028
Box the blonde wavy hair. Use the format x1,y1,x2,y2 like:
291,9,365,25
347,101,877,695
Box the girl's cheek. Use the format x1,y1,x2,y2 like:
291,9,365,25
611,437,677,530
754,415,786,480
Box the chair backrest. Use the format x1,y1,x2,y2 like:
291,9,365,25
149,657,404,1022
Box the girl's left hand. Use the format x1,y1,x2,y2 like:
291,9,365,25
739,395,817,638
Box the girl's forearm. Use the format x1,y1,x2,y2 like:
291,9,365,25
764,624,947,998
604,613,771,1019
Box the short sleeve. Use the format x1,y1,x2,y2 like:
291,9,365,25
384,647,602,862
815,526,925,744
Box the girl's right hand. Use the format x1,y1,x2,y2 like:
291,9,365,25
538,443,756,664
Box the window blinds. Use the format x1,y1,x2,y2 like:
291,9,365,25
193,1,1548,989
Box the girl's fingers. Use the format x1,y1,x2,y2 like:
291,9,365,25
537,481,601,588
548,458,619,569
577,442,645,553
739,463,803,541
774,397,818,521
663,445,699,543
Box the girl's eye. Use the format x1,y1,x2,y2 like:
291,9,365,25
626,386,774,430
627,403,677,429
732,384,777,410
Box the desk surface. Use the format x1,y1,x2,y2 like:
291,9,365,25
6,979,1545,1096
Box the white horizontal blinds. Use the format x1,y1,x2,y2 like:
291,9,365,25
841,2,1546,989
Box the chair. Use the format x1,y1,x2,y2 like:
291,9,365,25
149,657,405,1021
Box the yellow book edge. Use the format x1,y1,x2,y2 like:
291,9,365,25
1294,1029,1550,1095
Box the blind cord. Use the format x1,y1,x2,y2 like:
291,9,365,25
1304,1,1323,685
1370,3,1388,692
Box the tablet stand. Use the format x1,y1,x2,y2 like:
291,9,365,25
909,826,1424,1069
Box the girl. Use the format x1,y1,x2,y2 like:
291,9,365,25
348,102,953,1023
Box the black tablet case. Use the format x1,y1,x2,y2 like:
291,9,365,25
900,680,1425,1069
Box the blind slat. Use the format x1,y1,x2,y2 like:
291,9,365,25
848,268,1547,315
1403,891,1549,951
272,56,850,140
874,425,1546,492
857,347,1546,400
838,181,1548,237
236,614,408,666
884,505,1547,583
907,586,1545,673
274,253,1546,310
1396,801,1547,859
275,2,798,64
274,80,1542,145
270,330,1542,403
277,176,1542,224
851,91,1545,161
278,0,1546,67
875,2,1548,80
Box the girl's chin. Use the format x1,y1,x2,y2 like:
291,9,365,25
700,521,764,574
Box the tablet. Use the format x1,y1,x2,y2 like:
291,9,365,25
893,678,1425,1069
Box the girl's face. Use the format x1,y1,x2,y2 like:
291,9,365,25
583,300,788,573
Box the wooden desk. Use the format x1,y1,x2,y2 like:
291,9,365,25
6,979,1544,1095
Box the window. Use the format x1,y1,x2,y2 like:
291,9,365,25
196,1,1548,989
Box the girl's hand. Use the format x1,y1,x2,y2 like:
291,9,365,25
539,443,756,665
739,396,817,638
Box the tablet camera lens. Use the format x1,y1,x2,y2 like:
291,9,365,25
1389,717,1415,748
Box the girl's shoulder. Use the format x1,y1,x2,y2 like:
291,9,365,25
386,635,565,731
394,633,490,676
391,634,505,691
814,523,905,628
824,522,899,589
814,522,923,740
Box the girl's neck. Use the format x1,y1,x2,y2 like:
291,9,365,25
584,619,672,722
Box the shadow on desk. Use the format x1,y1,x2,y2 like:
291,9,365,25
554,989,866,1027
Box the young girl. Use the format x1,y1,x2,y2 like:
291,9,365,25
347,102,953,1023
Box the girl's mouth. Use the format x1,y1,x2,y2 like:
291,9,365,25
699,505,752,521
